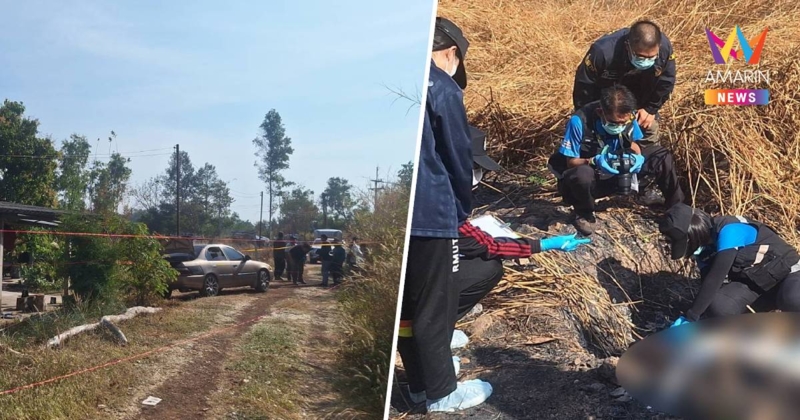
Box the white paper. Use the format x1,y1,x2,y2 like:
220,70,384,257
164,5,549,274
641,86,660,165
142,396,162,406
469,214,521,239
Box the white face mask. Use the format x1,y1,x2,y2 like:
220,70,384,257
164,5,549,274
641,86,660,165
472,167,483,186
448,57,459,77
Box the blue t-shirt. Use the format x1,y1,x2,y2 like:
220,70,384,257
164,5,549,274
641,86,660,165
558,115,644,158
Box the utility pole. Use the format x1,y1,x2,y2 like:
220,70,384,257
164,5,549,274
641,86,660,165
321,193,328,227
370,166,385,209
175,144,180,237
259,191,264,239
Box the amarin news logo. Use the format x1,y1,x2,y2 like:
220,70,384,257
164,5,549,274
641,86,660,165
704,26,770,105
706,26,768,64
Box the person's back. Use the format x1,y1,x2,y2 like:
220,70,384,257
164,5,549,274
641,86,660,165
289,244,305,261
332,245,346,264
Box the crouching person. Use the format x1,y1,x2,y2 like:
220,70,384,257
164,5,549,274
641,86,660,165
548,85,685,235
660,203,800,325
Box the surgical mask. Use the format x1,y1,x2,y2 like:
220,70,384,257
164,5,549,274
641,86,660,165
472,167,483,186
447,57,459,77
630,56,656,70
602,122,626,135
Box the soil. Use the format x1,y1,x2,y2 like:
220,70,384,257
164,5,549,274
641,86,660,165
390,172,693,419
121,264,347,419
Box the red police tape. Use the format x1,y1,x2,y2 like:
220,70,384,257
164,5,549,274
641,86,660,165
0,311,274,396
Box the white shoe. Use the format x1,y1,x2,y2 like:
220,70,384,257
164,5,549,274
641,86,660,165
407,357,462,404
451,329,469,349
427,379,493,412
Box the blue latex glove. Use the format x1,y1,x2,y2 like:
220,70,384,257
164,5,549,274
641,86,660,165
592,146,618,175
670,315,691,328
624,153,646,173
540,233,592,252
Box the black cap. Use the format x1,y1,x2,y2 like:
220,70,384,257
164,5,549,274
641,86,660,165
435,17,469,89
660,203,693,260
469,126,502,171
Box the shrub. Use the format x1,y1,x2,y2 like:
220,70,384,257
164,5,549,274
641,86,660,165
337,185,408,415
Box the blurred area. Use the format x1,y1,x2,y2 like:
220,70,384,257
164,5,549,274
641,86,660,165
618,313,800,420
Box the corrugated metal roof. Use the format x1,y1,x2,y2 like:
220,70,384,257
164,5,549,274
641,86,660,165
0,201,65,224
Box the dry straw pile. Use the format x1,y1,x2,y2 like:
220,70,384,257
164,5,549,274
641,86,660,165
439,0,800,354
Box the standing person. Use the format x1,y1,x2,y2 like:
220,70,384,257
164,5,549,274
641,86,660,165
272,232,287,281
548,85,685,235
331,239,347,286
289,242,311,285
398,17,493,413
347,236,365,274
660,203,800,324
573,20,676,147
285,235,296,282
319,234,333,287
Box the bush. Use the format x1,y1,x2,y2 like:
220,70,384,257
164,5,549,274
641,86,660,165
337,186,408,415
114,222,174,305
60,214,175,306
17,229,64,291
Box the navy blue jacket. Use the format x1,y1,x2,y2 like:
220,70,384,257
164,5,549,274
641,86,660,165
410,62,473,238
573,28,676,115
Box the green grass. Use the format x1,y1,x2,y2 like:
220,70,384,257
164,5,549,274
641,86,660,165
224,320,301,419
0,297,227,420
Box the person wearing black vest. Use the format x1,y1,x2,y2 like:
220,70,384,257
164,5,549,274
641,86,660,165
661,203,800,325
548,85,684,235
272,232,287,281
573,20,676,148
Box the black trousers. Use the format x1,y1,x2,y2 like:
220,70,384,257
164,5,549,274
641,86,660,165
331,262,344,285
273,254,286,279
707,271,800,317
291,258,305,283
455,258,504,321
397,236,459,399
558,145,685,213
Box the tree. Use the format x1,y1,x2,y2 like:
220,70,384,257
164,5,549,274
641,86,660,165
133,150,234,237
253,109,294,238
397,161,414,191
88,152,132,214
56,134,92,211
277,187,319,235
0,100,58,206
321,177,355,227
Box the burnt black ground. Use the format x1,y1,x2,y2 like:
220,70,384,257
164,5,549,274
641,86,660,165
390,171,692,419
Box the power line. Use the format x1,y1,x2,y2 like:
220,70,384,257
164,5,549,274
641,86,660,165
0,151,172,160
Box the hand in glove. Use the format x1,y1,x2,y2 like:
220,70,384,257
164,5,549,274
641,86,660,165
624,153,646,174
670,315,691,328
540,233,592,252
590,146,618,175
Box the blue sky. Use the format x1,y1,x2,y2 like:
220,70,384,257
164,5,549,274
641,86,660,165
0,0,433,221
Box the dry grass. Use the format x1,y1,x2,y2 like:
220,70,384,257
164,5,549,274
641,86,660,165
0,298,225,420
439,0,800,354
440,0,800,244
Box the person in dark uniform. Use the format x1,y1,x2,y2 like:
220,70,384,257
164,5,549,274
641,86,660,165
272,232,287,281
451,127,591,344
331,239,346,286
288,242,311,285
319,234,333,287
660,203,800,325
573,20,676,148
397,17,495,413
548,84,685,235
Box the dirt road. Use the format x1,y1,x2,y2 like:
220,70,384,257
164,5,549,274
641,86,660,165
126,265,349,419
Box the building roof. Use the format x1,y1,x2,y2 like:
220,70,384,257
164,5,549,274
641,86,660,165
0,201,66,226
